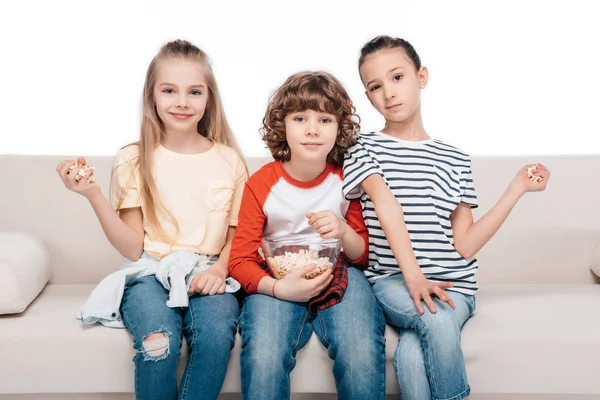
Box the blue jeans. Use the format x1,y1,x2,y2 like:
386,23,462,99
121,276,239,400
372,274,476,400
239,267,386,400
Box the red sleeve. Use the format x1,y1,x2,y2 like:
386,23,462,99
229,164,282,295
228,183,270,294
343,200,369,267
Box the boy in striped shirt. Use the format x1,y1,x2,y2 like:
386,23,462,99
343,36,550,400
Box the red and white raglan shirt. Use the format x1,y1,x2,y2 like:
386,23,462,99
229,161,369,298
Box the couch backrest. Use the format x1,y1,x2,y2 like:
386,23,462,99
1,155,598,285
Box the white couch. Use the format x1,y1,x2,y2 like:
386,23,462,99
1,154,599,400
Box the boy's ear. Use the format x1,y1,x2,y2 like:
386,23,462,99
418,66,429,89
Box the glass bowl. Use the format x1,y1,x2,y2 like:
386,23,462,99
261,236,341,279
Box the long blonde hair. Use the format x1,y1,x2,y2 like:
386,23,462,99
114,39,246,242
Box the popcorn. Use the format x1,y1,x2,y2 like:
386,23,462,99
267,249,334,279
67,163,95,183
527,164,543,183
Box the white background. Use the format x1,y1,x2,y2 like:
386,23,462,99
1,0,598,157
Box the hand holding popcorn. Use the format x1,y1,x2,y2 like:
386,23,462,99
306,210,347,240
68,163,95,183
513,163,550,193
56,156,99,198
273,264,334,302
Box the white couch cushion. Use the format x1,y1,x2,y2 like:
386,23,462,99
1,284,600,395
0,232,50,314
463,284,600,395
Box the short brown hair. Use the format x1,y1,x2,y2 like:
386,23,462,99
358,35,421,73
261,71,360,166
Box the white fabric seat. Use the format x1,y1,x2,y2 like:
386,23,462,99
2,284,600,396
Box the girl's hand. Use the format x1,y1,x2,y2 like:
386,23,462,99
512,163,551,194
406,277,456,314
273,264,333,302
188,265,227,296
306,211,347,240
56,156,99,199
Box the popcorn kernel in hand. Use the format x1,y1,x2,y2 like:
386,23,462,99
68,163,95,183
526,164,543,183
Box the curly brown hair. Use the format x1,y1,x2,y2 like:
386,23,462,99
261,71,360,166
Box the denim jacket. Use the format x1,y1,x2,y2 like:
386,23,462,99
76,251,240,328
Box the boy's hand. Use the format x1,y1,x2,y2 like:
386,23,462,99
56,156,99,199
406,277,456,314
511,163,551,194
306,211,347,240
274,264,333,302
188,265,227,296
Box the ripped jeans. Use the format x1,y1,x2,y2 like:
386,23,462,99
121,276,239,400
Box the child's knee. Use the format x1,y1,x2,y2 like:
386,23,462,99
244,338,291,373
189,319,236,352
417,309,461,342
141,331,170,361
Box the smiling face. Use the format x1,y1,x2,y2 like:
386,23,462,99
153,58,209,135
360,47,428,124
283,109,339,163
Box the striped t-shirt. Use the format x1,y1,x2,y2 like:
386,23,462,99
342,131,479,295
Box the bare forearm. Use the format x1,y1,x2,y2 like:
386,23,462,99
340,225,366,261
375,201,423,282
257,276,277,296
361,174,423,282
213,227,236,278
87,191,143,260
455,183,524,259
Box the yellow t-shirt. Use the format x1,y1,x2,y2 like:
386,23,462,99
110,142,248,259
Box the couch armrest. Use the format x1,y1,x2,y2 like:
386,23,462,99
591,244,600,278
